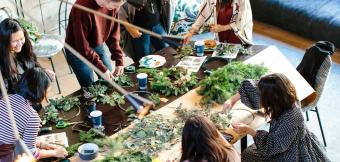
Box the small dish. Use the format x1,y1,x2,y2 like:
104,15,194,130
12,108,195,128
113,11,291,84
139,55,166,68
78,143,99,161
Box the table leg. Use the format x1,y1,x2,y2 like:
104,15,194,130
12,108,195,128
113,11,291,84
241,135,247,152
49,57,61,94
62,48,73,74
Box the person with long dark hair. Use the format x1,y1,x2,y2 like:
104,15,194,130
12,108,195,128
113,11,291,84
224,73,330,161
180,115,240,162
183,0,253,44
0,18,55,94
0,67,67,161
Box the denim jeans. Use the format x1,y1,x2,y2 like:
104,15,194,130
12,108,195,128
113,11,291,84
65,44,113,87
131,23,168,62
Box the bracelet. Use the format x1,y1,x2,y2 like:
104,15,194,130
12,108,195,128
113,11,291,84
34,148,41,159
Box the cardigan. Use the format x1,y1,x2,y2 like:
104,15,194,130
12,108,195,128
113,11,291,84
191,0,253,45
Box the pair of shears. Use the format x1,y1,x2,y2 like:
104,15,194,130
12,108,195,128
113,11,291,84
56,120,84,129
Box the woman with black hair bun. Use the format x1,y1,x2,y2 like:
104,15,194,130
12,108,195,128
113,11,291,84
0,67,67,161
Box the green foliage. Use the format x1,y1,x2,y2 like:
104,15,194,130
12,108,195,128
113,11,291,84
88,83,109,102
96,113,183,160
215,43,248,57
174,106,233,131
175,45,194,59
114,74,134,87
66,143,82,157
17,18,41,43
139,67,198,96
88,83,125,107
148,93,161,106
99,92,125,107
124,113,183,156
197,62,267,105
79,130,97,143
102,151,152,162
48,96,81,112
41,105,59,125
41,96,81,125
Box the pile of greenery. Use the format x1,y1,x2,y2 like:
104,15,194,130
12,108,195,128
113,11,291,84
92,112,183,161
42,82,125,125
137,67,198,96
175,45,194,59
197,62,267,105
175,106,232,131
41,96,81,125
114,74,134,87
87,83,125,107
215,43,248,57
17,18,41,43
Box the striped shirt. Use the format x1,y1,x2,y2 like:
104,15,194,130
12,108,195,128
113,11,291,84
0,94,41,151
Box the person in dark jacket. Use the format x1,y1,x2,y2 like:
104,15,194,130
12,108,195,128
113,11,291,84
65,0,125,88
119,0,173,62
224,73,330,162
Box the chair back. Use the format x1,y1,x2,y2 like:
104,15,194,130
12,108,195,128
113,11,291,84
297,41,334,110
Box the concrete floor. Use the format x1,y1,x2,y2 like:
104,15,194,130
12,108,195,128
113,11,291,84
38,26,340,161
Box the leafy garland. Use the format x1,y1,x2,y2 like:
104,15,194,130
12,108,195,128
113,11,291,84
215,43,248,57
91,112,183,161
174,106,232,131
87,82,125,107
114,74,134,87
137,67,198,96
175,45,194,59
42,82,125,125
197,62,268,105
94,105,233,160
41,96,81,125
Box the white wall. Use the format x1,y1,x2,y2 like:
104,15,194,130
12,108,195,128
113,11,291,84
1,0,75,35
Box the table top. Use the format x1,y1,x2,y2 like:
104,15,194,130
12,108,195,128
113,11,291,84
33,34,64,58
42,45,315,161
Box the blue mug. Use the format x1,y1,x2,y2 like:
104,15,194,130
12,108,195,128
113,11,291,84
137,73,148,91
195,41,205,57
90,110,102,128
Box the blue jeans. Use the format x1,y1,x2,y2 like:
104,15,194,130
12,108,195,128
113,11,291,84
65,44,113,87
131,24,168,62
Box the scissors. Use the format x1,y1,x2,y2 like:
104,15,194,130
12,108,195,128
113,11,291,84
56,120,84,129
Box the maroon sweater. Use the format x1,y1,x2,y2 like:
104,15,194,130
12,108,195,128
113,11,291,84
66,0,123,72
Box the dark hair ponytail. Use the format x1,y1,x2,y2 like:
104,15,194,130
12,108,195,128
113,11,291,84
17,67,51,104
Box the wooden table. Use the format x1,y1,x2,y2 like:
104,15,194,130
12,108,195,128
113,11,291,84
50,45,315,161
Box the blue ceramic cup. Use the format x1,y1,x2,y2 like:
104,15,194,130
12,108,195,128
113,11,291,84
137,73,148,91
195,41,205,57
90,110,102,128
78,143,99,160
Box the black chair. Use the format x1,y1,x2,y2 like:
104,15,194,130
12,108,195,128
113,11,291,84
297,42,334,147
